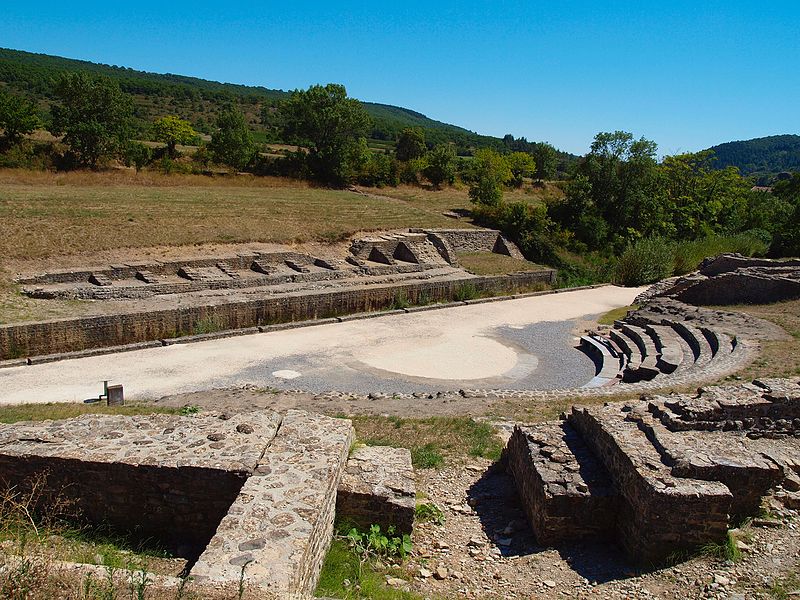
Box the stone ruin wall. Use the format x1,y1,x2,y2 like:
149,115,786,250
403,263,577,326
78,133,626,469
0,271,555,360
411,228,526,259
0,455,246,557
506,378,800,566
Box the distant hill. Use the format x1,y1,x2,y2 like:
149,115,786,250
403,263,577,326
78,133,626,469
0,46,576,165
706,134,800,184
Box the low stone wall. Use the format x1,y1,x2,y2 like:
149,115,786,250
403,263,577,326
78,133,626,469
411,228,525,259
336,446,416,534
0,271,555,360
0,412,281,558
505,423,617,545
190,410,354,597
675,272,800,306
569,405,732,564
699,253,800,277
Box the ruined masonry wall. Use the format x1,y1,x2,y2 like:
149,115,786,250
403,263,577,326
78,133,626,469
0,272,554,360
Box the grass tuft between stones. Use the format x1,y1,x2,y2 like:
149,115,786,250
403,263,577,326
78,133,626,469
316,538,424,600
353,416,504,469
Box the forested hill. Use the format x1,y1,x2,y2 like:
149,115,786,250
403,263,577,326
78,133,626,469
0,46,541,154
706,134,800,184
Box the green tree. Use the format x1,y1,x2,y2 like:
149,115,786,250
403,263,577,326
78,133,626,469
0,89,39,148
209,105,254,170
469,148,511,207
532,142,557,181
769,172,800,256
395,127,427,161
278,83,371,186
50,72,133,168
422,144,456,188
152,115,197,158
575,131,663,246
505,151,535,187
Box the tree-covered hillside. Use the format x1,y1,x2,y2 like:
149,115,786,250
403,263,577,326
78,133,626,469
0,47,562,157
706,134,800,184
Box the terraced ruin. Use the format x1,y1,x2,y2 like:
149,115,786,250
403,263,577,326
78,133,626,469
0,228,554,362
0,409,413,598
2,250,800,598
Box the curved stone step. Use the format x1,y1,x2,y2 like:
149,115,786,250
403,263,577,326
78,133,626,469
669,321,714,370
617,322,660,380
580,335,623,387
645,324,685,374
609,329,643,372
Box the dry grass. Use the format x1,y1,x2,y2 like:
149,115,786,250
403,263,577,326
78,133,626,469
0,402,178,424
350,416,504,467
368,181,563,218
722,298,800,380
457,251,543,276
0,170,464,261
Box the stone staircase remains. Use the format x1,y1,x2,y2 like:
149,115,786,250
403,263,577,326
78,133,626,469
506,378,800,565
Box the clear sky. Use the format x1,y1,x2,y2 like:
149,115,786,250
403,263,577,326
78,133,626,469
2,1,798,155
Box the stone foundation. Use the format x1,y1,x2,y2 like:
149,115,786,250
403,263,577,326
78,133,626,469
0,271,555,360
506,378,800,566
336,446,416,534
0,408,413,598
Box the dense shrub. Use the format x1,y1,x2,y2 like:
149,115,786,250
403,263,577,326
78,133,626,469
613,237,675,287
614,233,770,286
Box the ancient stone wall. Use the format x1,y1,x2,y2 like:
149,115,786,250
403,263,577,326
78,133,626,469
0,412,281,558
674,272,800,306
336,446,416,534
505,423,617,545
699,253,800,277
412,228,525,258
0,271,554,360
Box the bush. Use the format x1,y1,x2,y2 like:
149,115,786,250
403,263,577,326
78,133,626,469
614,232,770,286
613,237,675,287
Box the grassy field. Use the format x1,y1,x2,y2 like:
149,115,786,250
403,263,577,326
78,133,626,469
457,251,544,275
0,171,468,260
375,181,564,216
724,299,800,380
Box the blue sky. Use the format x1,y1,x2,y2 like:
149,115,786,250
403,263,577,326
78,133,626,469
2,1,798,155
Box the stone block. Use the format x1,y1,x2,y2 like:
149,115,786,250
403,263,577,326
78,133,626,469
336,446,415,534
506,422,616,545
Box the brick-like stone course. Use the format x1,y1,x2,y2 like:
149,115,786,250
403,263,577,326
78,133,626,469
569,404,732,565
506,378,800,566
336,445,416,534
505,422,616,545
0,411,281,556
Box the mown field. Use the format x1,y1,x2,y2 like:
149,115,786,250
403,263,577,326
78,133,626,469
0,171,475,260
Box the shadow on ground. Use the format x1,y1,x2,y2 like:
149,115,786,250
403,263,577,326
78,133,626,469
466,464,640,584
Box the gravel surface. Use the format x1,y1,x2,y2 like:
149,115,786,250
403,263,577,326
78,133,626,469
239,319,596,395
405,461,800,599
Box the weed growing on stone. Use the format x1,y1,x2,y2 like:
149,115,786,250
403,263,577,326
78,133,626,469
316,538,423,600
699,531,742,562
345,525,412,562
453,283,478,302
389,292,410,310
191,316,223,336
770,572,800,599
414,502,445,526
178,405,201,417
